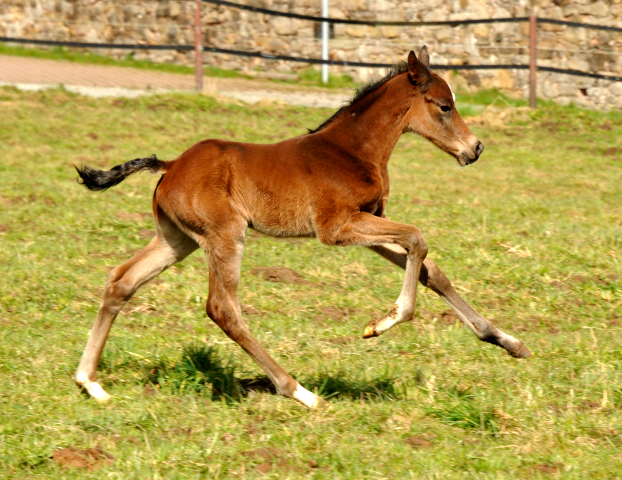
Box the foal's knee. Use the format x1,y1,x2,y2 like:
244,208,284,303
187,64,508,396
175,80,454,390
405,227,428,258
102,267,134,308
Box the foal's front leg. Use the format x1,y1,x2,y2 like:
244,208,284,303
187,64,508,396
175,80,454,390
203,225,326,409
319,212,429,337
369,243,531,358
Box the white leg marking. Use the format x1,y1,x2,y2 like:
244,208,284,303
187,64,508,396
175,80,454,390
292,384,322,409
75,372,111,403
363,299,414,337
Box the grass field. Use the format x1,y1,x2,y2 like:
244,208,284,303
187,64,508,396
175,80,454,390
0,86,621,479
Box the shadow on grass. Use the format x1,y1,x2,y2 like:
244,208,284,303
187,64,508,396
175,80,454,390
302,371,403,402
146,342,403,403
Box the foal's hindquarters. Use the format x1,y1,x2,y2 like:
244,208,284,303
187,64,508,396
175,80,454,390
75,161,328,408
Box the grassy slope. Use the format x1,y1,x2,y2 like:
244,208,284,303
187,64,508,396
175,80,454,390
0,87,621,479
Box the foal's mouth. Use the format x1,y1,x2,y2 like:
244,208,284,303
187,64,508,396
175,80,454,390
458,152,479,167
457,142,484,167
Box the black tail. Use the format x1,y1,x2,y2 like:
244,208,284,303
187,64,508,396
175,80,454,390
75,154,168,191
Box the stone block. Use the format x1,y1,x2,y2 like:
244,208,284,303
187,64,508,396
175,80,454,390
329,7,345,19
379,26,400,38
340,0,367,12
345,25,368,38
610,82,622,97
422,8,449,22
579,1,609,17
473,24,490,38
272,17,297,35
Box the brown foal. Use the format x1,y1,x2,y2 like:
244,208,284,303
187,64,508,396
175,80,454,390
74,47,531,408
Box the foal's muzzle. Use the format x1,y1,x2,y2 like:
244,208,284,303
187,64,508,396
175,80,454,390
461,141,484,165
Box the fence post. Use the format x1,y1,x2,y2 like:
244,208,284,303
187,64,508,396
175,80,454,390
321,0,329,84
194,0,203,92
529,13,537,108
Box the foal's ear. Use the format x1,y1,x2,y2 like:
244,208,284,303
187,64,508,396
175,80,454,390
407,48,431,90
418,45,430,67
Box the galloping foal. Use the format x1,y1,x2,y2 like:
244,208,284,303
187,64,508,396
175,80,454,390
75,47,531,408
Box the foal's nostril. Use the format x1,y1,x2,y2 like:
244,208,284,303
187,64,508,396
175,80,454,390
475,142,485,157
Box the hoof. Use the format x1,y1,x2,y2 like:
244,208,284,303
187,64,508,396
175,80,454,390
314,397,330,410
292,384,326,409
77,379,111,403
362,316,388,338
362,324,379,339
509,343,532,359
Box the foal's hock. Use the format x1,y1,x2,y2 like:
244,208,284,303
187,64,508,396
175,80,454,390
74,47,531,408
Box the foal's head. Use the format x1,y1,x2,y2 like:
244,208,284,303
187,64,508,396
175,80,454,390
403,47,484,166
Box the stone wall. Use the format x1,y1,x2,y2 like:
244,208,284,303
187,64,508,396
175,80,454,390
2,0,622,108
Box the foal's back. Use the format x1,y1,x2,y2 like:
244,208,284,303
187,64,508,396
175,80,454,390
155,135,385,238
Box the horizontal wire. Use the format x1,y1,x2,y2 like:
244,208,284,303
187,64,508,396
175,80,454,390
6,32,620,57
3,35,621,80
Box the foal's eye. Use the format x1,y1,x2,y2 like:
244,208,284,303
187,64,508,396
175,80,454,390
440,105,452,113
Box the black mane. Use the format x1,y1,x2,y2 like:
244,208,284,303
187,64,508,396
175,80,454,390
308,61,409,134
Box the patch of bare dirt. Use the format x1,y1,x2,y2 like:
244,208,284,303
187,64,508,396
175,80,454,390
514,315,547,333
329,336,356,345
422,309,462,326
240,447,303,475
251,266,312,284
169,427,193,437
52,446,114,471
314,307,361,323
404,436,432,449
438,309,460,326
315,307,344,321
549,280,568,291
529,463,563,475
411,197,435,206
121,304,158,316
572,274,590,284
143,383,159,397
244,415,265,436
0,224,8,233
578,400,602,412
115,210,152,222
138,229,155,240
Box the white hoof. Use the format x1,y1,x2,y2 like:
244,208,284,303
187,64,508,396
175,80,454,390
76,374,111,402
86,382,111,403
292,384,326,409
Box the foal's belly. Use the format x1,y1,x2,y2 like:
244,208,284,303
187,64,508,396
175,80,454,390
246,201,316,238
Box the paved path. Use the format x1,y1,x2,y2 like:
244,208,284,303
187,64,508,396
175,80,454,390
0,54,349,108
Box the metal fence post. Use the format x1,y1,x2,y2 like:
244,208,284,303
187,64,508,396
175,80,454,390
321,0,329,84
194,0,203,92
529,14,537,108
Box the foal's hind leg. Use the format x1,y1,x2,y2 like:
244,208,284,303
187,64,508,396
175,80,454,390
75,222,198,401
369,244,531,358
201,222,325,409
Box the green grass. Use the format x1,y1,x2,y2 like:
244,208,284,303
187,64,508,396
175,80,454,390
0,86,621,478
286,67,357,89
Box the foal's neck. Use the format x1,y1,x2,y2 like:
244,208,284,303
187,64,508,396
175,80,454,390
324,75,411,169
